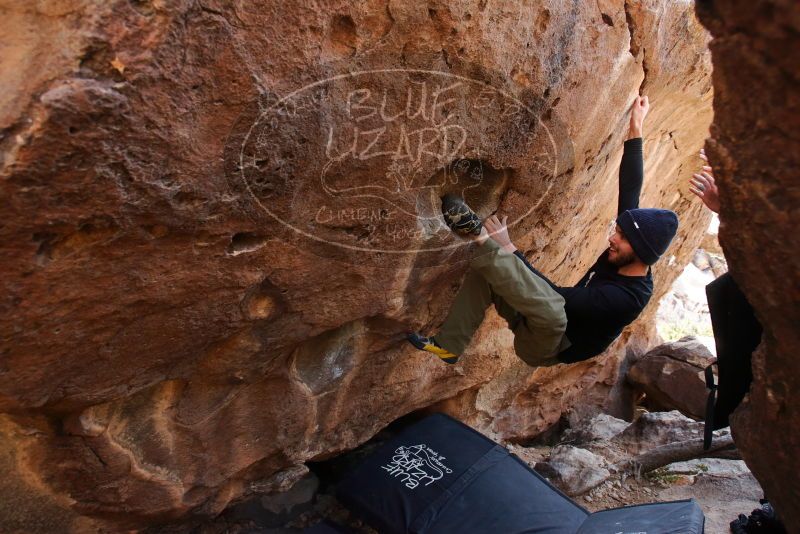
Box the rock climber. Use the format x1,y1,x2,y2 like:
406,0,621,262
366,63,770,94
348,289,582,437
407,96,679,367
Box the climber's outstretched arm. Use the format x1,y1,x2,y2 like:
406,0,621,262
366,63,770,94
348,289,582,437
618,96,649,215
486,96,650,286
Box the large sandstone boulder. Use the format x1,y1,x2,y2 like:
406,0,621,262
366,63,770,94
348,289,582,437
696,0,800,526
627,337,716,419
0,0,713,529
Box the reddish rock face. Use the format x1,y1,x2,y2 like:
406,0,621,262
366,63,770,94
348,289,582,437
696,0,800,526
0,1,713,529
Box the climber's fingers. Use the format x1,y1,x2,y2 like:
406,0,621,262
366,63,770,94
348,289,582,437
689,175,707,198
689,185,705,199
695,171,717,193
691,172,710,190
691,175,712,198
484,214,510,236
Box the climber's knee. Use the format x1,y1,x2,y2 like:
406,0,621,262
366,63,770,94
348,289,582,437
512,316,567,367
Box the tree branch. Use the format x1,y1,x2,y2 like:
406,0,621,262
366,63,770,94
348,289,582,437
615,434,736,479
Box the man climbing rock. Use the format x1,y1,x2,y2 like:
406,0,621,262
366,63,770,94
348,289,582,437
408,96,679,366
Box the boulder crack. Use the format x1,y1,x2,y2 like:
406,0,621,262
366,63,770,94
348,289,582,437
623,0,649,93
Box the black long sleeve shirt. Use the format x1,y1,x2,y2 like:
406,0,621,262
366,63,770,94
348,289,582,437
513,138,653,363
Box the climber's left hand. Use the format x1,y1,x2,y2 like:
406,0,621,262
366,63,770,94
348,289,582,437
484,215,517,253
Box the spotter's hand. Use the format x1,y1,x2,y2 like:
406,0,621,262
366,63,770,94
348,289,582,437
690,149,720,213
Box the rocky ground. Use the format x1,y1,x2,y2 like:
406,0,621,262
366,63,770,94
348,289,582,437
521,410,764,534
519,454,763,534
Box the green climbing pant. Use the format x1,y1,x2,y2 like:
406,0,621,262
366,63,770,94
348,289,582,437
435,238,570,367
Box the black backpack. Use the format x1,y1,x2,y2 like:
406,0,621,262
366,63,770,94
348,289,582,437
703,273,763,449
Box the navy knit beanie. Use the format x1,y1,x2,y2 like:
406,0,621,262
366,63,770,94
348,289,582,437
616,208,679,265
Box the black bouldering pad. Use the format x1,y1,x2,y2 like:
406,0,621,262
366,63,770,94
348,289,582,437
577,499,705,533
336,413,588,533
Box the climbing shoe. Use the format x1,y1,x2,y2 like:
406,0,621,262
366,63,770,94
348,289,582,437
406,332,459,364
441,194,483,236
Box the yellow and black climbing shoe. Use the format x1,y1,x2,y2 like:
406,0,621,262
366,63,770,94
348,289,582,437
406,332,459,364
441,194,483,236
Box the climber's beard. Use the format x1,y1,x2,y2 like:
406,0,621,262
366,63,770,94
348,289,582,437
607,247,637,267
